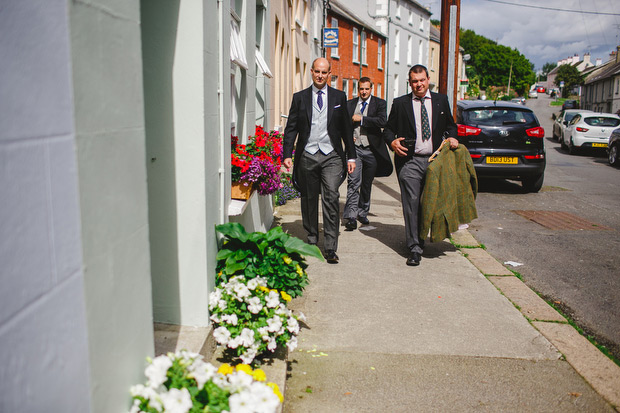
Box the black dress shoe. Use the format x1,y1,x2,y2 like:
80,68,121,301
344,218,357,231
357,216,370,225
406,252,421,266
325,250,339,264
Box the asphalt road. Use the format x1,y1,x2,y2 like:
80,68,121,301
467,93,620,361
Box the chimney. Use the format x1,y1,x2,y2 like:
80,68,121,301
596,57,602,66
572,54,579,64
583,53,591,66
617,46,620,63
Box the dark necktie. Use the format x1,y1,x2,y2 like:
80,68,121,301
418,96,431,141
317,90,323,110
360,100,367,114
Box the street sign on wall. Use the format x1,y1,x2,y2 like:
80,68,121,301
323,28,338,47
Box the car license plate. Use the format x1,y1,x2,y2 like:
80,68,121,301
592,142,607,148
486,156,518,164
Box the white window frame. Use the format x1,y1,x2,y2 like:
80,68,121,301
407,35,412,65
255,48,273,78
393,73,399,97
378,38,383,69
361,31,367,65
377,83,382,99
418,40,423,64
331,75,338,89
352,79,359,97
352,27,359,63
395,0,401,19
230,21,248,70
394,29,400,63
408,11,413,26
342,78,349,98
330,18,339,58
419,16,424,31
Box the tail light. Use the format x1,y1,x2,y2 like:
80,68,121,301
470,154,482,159
526,126,545,138
576,127,589,132
458,124,481,136
524,154,545,160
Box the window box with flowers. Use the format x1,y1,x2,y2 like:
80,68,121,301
231,126,283,200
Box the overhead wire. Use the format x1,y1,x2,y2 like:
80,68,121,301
479,0,620,16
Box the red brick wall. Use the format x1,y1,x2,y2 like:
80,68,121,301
327,13,386,100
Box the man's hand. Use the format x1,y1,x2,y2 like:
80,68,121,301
283,158,293,170
347,161,356,174
390,137,409,157
352,114,362,123
446,137,459,149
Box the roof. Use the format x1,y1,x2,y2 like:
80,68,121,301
430,25,440,42
457,100,534,111
584,60,620,85
329,0,386,37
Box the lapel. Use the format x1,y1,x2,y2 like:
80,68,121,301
430,92,440,132
303,87,313,126
364,97,373,115
327,86,336,125
348,97,359,114
405,93,416,131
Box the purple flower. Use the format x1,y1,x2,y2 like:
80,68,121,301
241,157,281,195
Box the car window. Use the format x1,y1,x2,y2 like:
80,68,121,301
463,109,535,126
584,117,620,127
569,115,581,125
564,113,577,123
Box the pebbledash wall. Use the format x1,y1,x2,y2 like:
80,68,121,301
0,0,274,411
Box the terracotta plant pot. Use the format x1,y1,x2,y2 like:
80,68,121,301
231,181,253,200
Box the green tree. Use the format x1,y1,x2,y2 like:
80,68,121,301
540,62,557,81
554,64,583,98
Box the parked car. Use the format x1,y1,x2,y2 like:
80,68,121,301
561,99,579,110
511,97,526,105
562,112,620,154
607,127,620,166
552,109,591,142
456,100,546,192
537,86,546,93
529,90,538,99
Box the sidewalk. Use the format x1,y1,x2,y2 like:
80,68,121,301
273,172,619,412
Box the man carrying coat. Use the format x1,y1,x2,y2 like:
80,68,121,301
343,77,393,230
383,64,459,266
283,57,356,264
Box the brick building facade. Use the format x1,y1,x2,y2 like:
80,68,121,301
326,5,387,100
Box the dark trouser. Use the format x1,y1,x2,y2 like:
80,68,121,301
343,145,377,220
396,156,428,254
298,151,343,251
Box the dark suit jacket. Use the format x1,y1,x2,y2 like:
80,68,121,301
283,86,355,193
347,96,393,177
382,91,458,169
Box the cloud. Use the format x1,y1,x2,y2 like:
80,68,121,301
430,0,620,69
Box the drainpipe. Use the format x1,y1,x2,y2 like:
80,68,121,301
217,0,226,225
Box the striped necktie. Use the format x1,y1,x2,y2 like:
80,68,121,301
417,96,431,141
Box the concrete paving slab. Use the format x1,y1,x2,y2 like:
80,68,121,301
284,352,614,412
533,321,620,408
450,228,480,247
489,276,567,322
464,247,514,276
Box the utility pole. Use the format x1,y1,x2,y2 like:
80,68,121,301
507,60,513,97
321,0,329,57
439,0,461,117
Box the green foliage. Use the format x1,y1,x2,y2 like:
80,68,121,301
554,65,584,98
460,29,535,96
541,62,557,79
215,223,323,297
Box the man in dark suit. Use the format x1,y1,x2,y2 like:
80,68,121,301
283,57,356,264
383,64,459,266
343,77,393,230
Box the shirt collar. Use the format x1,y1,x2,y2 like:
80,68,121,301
312,85,327,95
413,91,431,101
360,95,372,105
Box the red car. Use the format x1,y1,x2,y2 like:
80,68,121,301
537,86,546,93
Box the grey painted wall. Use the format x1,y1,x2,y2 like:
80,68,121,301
0,0,92,411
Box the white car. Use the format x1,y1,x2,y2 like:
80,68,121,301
562,112,620,155
552,109,591,142
529,89,538,99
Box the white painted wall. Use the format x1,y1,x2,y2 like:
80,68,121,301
70,0,155,411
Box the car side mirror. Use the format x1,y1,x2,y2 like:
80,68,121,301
563,121,568,125
552,113,556,120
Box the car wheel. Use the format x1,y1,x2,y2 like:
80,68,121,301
609,143,619,166
560,135,568,150
568,138,578,155
522,174,544,193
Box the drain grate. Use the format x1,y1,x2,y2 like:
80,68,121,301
512,210,613,230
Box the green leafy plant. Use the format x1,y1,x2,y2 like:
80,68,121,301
215,223,323,298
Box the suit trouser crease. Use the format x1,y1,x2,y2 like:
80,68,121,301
344,146,377,220
397,156,428,254
298,151,343,251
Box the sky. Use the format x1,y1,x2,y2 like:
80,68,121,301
426,0,620,71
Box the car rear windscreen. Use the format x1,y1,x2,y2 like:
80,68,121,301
463,109,537,126
584,117,620,127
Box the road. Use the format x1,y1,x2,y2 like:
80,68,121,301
467,93,620,361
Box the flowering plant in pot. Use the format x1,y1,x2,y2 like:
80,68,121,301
215,222,323,298
209,275,304,364
128,350,282,413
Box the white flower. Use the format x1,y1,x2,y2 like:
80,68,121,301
222,313,238,326
240,347,258,364
266,316,282,333
247,296,263,314
228,391,255,413
258,326,270,341
249,382,280,413
233,283,251,300
246,278,259,290
286,335,298,351
213,326,231,345
265,291,280,308
218,300,228,310
228,335,243,349
239,328,256,347
287,317,300,334
267,337,277,351
209,289,222,309
145,355,173,389
228,370,254,391
160,387,193,413
297,312,307,322
187,359,217,389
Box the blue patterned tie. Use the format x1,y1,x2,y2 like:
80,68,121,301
360,100,367,114
418,97,431,141
317,90,323,110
